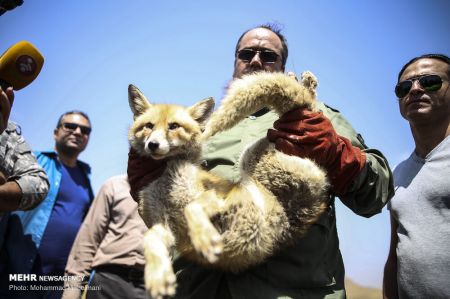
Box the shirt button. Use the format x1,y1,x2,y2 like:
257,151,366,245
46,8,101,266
249,115,256,120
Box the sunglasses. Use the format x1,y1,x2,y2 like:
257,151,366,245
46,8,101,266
60,122,91,135
395,74,443,98
237,49,279,64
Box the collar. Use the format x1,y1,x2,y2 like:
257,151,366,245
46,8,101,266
250,107,270,117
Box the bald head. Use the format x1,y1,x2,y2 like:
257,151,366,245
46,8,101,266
233,27,287,78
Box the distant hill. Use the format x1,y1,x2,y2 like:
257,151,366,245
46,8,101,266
345,278,381,299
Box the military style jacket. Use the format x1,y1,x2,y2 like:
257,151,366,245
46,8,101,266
0,122,49,211
173,102,394,299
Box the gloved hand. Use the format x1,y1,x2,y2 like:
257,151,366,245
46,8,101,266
267,108,365,196
127,148,167,202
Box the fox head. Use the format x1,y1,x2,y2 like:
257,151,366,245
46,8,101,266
128,84,215,160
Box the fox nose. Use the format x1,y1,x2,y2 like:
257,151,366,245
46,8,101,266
147,141,159,151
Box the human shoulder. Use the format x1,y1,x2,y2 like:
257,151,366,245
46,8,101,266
0,122,34,157
99,174,129,195
34,150,57,159
4,121,21,134
102,174,129,189
33,151,58,168
391,152,422,189
316,101,365,147
1,122,24,144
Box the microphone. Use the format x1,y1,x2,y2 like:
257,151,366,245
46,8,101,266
0,41,44,90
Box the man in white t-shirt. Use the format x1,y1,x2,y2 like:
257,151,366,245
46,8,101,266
383,54,450,299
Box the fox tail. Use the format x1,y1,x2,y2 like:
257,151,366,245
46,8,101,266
203,71,318,138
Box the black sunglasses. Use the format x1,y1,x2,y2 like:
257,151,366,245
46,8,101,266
395,74,443,98
60,122,91,135
237,48,279,64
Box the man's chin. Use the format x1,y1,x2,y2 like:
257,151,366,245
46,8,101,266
58,145,84,157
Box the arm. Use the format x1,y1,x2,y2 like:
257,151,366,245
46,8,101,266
62,180,112,299
340,149,393,216
322,104,394,216
267,104,394,217
0,126,49,212
383,213,399,299
0,179,23,210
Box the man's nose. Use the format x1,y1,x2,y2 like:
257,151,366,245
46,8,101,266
409,80,423,94
249,52,263,68
73,126,83,135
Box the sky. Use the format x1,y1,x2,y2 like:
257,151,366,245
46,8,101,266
1,0,449,289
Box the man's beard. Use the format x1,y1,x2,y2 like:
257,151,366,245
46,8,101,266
56,142,83,158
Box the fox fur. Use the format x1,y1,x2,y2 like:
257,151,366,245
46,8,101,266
128,72,329,299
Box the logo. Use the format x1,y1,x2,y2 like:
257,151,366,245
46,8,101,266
16,55,36,76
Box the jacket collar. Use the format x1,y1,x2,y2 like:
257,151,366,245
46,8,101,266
39,151,91,174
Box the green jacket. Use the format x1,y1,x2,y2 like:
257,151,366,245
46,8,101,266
173,102,394,299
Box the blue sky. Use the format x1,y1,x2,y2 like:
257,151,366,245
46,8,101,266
2,0,449,288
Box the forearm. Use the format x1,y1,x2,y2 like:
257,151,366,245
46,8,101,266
13,169,49,210
64,223,102,287
1,131,49,210
0,181,22,211
339,149,394,217
65,185,112,289
62,228,96,299
383,212,399,299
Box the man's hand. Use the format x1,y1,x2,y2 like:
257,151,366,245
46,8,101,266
267,108,365,196
0,170,7,185
127,148,167,202
0,86,14,133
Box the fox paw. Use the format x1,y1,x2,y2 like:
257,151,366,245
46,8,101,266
190,225,223,263
145,263,177,299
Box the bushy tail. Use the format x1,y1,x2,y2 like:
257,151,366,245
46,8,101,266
203,71,318,138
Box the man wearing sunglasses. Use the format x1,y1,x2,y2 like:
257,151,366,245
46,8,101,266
0,110,94,299
383,54,450,299
128,24,394,299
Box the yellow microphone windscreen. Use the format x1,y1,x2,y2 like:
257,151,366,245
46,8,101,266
0,41,44,90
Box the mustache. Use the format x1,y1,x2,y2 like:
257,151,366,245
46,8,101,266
242,67,264,75
224,68,267,95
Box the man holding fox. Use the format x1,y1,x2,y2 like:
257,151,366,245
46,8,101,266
128,24,394,299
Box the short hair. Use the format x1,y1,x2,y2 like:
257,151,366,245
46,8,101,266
397,53,450,81
56,110,91,128
234,23,289,67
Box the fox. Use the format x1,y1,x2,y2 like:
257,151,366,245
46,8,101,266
128,71,329,299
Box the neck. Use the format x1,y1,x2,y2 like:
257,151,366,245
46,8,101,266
411,120,450,158
56,149,78,167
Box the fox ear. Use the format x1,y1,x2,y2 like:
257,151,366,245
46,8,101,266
128,84,151,118
188,97,215,126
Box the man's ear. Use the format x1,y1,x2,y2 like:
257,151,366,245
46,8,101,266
188,97,215,127
128,84,151,118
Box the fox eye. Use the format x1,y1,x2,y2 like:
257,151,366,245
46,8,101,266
144,123,154,130
169,123,180,130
